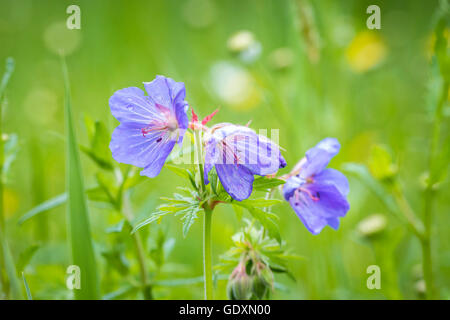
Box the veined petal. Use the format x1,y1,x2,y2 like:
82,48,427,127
204,139,219,184
109,87,162,125
216,164,254,201
140,140,176,178
313,168,349,196
288,196,330,235
143,75,186,114
110,123,176,176
303,183,350,218
285,177,349,234
315,138,340,157
206,123,285,176
300,138,341,178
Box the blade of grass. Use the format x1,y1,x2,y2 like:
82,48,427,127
0,57,23,299
21,272,32,300
62,56,100,299
0,227,23,299
0,57,15,229
18,193,67,225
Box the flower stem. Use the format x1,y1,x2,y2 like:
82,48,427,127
203,205,213,300
193,126,213,299
123,192,153,300
421,79,448,299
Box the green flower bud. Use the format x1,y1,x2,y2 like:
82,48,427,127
251,263,273,300
227,262,253,300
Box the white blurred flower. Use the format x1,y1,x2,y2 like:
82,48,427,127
209,61,261,110
357,214,387,237
43,21,81,55
227,30,262,63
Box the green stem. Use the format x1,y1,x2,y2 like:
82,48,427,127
133,232,153,300
193,126,213,299
203,205,213,300
421,79,448,299
123,192,152,300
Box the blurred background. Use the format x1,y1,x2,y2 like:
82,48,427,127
0,0,448,299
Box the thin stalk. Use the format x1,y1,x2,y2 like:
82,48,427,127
391,182,424,239
203,205,213,300
123,192,153,300
421,79,448,299
0,58,19,299
193,127,213,299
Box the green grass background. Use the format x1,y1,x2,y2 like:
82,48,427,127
0,0,448,299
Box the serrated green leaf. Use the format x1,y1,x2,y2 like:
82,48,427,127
181,207,200,237
253,176,285,191
131,211,172,233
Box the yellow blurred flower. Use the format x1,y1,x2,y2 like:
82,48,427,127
4,188,19,218
346,31,387,73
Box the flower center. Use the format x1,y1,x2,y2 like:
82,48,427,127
141,104,178,141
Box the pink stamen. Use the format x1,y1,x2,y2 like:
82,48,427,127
295,187,320,202
222,140,241,166
201,108,219,125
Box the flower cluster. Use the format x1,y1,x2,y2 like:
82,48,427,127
109,75,350,234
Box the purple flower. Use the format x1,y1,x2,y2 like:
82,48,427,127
282,138,349,235
109,75,188,177
204,123,286,201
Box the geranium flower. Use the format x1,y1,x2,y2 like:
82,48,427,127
204,123,286,201
109,75,188,177
282,138,349,235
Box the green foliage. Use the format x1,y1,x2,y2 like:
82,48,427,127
218,220,300,300
133,187,202,237
232,201,281,244
18,193,67,225
21,272,32,300
368,145,397,181
2,133,19,183
62,58,100,299
0,0,449,301
252,177,286,191
81,117,114,171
